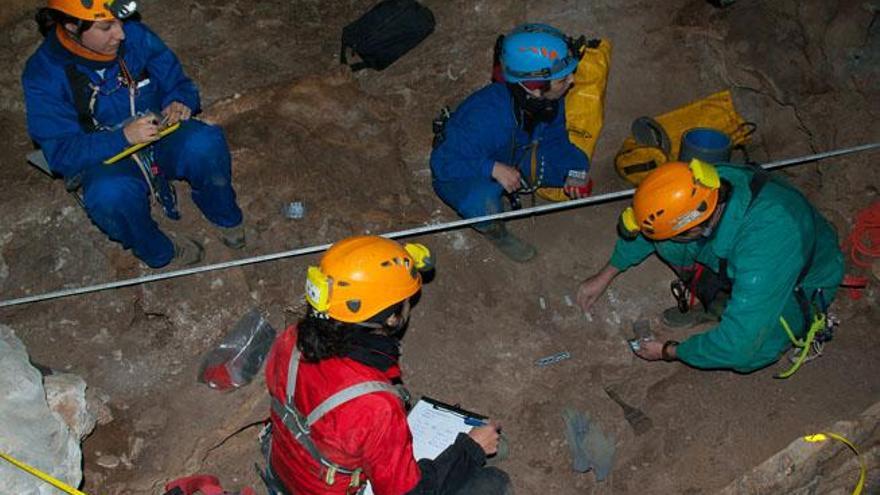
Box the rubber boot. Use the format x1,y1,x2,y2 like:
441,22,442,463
219,223,246,249
172,235,205,267
662,293,728,328
480,222,536,263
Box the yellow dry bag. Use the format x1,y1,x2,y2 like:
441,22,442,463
536,39,612,202
614,90,754,185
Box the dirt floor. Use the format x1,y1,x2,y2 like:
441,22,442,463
1,0,879,493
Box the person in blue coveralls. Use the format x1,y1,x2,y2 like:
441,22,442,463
22,0,244,268
430,23,591,262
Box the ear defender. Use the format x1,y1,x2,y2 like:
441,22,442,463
689,158,721,189
617,207,641,240
305,266,331,313
404,243,434,272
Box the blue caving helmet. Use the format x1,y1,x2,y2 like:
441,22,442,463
500,23,578,83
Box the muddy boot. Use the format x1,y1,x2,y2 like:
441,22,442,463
172,235,204,266
662,293,727,328
481,222,536,263
219,223,246,249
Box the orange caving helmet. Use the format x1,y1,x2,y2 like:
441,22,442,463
48,0,138,21
305,236,434,323
619,159,721,240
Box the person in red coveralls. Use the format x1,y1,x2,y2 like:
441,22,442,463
262,235,512,495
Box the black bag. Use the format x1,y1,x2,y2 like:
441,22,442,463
341,0,435,71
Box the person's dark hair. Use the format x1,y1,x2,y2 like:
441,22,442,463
297,313,362,362
35,8,92,37
296,304,404,362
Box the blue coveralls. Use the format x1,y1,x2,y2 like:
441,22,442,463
22,21,242,268
430,83,589,221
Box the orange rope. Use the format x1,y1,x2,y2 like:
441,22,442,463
843,201,880,268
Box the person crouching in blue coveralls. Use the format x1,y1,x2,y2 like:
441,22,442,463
22,0,244,268
430,23,591,263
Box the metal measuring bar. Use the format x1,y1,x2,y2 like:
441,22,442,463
1,142,878,308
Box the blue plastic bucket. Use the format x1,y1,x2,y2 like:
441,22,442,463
679,127,732,163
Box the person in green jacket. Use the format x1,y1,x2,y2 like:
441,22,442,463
576,159,844,372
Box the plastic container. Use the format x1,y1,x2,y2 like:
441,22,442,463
679,127,732,163
199,308,276,391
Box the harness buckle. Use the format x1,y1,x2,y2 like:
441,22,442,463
670,279,690,313
325,465,337,486
816,311,838,344
348,468,363,489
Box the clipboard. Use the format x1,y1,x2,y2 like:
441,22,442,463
418,396,488,424
406,396,487,462
103,121,181,165
363,396,488,495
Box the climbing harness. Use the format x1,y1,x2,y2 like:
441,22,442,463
65,57,181,219
131,145,181,220
3,143,878,308
269,347,405,490
668,165,770,312
776,288,838,379
430,106,451,149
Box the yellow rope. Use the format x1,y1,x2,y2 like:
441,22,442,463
0,451,90,495
803,432,866,495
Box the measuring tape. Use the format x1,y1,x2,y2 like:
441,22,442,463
0,451,91,495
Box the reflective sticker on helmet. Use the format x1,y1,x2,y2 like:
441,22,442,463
672,209,703,232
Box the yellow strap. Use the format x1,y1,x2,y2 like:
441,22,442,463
803,432,866,495
776,313,826,379
779,315,804,347
530,143,537,185
0,451,91,495
103,122,181,165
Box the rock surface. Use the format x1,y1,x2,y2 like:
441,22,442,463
0,324,89,494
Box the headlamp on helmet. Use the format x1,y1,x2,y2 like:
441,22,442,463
107,0,138,19
48,0,137,21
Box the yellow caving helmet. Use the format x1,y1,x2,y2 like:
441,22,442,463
618,159,721,240
305,236,433,323
48,0,138,21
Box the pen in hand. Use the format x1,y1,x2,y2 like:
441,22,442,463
464,416,486,427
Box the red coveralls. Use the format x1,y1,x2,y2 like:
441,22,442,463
265,325,421,494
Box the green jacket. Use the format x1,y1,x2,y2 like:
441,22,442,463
610,164,844,372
